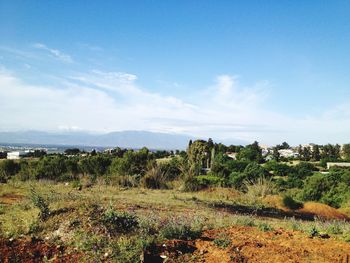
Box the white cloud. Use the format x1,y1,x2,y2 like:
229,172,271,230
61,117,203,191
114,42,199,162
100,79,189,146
1,66,350,145
33,43,73,63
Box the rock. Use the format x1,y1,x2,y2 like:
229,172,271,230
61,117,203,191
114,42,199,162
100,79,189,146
319,233,330,239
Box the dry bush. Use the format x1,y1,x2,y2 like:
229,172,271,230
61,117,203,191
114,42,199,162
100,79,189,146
140,166,168,189
243,176,275,204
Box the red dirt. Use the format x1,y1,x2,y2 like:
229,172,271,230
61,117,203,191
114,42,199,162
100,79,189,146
151,226,350,263
0,237,81,263
195,226,350,263
264,195,350,221
0,193,24,205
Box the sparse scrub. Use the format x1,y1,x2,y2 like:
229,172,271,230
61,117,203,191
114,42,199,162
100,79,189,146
213,233,232,248
258,222,274,232
101,209,139,235
140,166,168,189
160,217,202,240
29,187,50,221
244,176,275,203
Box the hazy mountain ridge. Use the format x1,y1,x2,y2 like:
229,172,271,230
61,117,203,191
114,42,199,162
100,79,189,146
0,130,194,150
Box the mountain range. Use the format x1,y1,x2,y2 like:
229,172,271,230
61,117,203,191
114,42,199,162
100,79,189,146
0,130,195,150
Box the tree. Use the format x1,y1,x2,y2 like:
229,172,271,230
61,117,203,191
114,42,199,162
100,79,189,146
187,140,209,172
237,141,263,163
312,144,321,161
272,147,280,162
342,144,350,161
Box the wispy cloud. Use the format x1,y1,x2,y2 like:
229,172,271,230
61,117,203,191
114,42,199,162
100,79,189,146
1,49,350,145
33,43,73,63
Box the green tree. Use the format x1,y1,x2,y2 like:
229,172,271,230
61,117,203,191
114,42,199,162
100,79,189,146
342,144,350,161
237,141,263,163
312,144,321,161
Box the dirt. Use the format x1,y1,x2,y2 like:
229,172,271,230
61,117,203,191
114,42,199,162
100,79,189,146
0,193,24,205
264,195,350,221
148,226,350,263
0,237,81,263
198,226,350,262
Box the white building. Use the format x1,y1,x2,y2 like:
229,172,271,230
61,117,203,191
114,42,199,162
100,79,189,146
278,149,299,158
7,151,28,160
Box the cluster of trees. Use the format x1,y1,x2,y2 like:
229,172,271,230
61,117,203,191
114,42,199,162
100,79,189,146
1,139,350,209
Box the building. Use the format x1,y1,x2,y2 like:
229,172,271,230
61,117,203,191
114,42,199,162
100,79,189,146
226,152,238,160
7,151,28,160
278,149,299,159
327,162,350,170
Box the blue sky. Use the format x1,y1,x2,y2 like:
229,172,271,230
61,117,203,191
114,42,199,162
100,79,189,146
1,0,350,145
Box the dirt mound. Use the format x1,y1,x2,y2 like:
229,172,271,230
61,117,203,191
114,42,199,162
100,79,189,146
193,226,350,262
300,202,349,221
263,195,350,221
0,237,80,263
0,193,24,205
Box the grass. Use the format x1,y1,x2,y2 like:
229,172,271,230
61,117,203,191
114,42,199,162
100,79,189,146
1,180,350,261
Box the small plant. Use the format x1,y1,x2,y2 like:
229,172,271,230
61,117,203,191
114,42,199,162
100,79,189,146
0,204,4,215
30,188,50,221
244,176,275,200
258,222,274,232
101,209,139,235
282,195,303,210
234,216,256,227
160,221,202,240
213,233,232,248
28,220,42,234
71,180,82,190
309,225,319,238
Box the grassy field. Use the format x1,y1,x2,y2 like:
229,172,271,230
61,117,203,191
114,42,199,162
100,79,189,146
1,180,350,262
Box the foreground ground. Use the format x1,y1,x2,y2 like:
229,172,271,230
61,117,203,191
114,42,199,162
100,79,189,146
1,181,350,262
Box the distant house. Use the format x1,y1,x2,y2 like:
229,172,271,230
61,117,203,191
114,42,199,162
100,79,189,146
7,151,28,160
327,162,350,170
226,152,237,160
278,149,299,159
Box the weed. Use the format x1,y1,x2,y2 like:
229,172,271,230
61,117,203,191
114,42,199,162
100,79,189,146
309,225,319,238
29,187,50,221
258,222,274,232
213,233,232,248
101,209,139,235
28,220,42,234
234,216,256,227
0,204,4,215
160,220,202,240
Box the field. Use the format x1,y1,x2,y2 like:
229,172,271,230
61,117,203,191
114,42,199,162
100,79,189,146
1,180,350,262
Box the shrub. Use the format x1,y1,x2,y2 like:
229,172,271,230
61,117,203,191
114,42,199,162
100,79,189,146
213,233,232,248
282,195,303,210
160,223,202,240
258,222,274,232
196,175,225,187
101,209,139,235
140,166,168,189
244,176,275,201
181,174,201,192
30,188,50,220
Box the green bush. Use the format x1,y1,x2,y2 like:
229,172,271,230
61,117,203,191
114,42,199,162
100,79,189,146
196,175,224,187
30,188,50,220
160,222,202,240
282,195,303,210
101,209,139,235
213,233,232,248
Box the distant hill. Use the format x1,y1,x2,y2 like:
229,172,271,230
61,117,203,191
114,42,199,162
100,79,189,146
0,130,195,150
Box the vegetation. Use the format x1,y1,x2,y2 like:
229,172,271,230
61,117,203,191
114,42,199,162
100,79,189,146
1,139,350,261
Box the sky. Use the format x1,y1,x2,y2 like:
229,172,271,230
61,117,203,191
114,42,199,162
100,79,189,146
1,0,350,145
